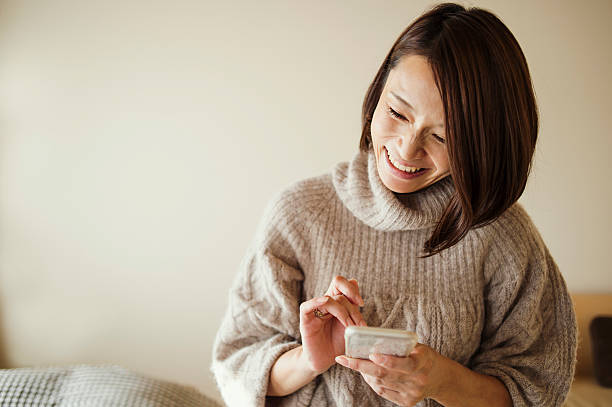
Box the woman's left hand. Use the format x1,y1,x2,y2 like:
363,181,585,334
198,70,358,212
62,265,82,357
334,343,446,406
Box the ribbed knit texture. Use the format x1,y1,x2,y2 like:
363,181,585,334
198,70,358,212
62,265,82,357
0,364,220,406
211,148,578,407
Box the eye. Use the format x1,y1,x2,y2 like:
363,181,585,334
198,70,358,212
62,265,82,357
386,106,407,121
432,134,446,144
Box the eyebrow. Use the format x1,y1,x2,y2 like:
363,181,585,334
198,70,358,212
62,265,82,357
390,91,445,130
390,91,415,111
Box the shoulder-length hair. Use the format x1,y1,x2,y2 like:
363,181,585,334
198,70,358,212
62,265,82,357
360,2,539,258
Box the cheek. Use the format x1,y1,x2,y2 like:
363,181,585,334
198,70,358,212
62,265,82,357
370,111,381,140
431,148,450,170
441,153,451,170
370,111,393,145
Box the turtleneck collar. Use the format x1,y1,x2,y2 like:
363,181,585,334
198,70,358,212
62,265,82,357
331,148,455,231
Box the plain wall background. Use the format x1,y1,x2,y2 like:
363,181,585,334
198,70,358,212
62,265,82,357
1,0,611,402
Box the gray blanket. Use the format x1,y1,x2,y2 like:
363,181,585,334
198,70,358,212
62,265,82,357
0,364,221,406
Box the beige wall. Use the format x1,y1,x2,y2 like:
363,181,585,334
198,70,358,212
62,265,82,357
1,0,610,402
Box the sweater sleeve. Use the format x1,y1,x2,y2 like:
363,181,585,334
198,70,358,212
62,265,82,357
468,205,578,407
210,187,314,406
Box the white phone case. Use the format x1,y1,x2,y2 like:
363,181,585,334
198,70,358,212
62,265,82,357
344,326,418,359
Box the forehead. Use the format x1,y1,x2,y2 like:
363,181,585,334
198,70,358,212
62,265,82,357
387,56,441,97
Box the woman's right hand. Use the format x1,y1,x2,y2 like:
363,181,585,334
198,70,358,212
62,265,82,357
299,275,367,375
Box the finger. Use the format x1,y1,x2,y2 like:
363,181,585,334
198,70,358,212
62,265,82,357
332,294,367,327
377,388,408,407
348,279,365,304
326,276,344,297
328,275,364,306
326,277,364,306
300,296,334,325
361,372,405,395
364,378,405,405
369,353,415,372
335,356,391,379
316,296,355,327
361,373,393,393
361,372,382,387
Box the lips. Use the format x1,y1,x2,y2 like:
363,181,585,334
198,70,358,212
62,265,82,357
382,146,429,180
384,147,425,170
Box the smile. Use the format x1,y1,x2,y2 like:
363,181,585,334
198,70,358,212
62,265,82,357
385,147,426,173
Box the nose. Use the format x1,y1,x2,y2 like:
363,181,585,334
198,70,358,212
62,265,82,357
397,129,425,159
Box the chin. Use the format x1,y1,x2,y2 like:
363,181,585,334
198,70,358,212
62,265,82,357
381,173,431,194
389,183,428,194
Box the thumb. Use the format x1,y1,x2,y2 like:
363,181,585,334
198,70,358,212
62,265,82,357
348,279,364,306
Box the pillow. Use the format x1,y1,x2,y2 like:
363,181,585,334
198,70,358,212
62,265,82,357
0,364,221,406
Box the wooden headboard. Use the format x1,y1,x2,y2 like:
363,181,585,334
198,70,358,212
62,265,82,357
570,293,612,377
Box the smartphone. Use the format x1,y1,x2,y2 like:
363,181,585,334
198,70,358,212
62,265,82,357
344,326,418,359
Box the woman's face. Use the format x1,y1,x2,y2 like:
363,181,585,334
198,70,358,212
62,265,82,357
370,54,450,194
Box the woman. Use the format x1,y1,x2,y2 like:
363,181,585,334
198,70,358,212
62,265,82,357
211,3,577,406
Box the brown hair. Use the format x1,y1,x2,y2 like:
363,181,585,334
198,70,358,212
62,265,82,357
360,2,539,258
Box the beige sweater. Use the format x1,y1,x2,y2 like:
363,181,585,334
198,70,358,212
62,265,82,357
211,148,578,407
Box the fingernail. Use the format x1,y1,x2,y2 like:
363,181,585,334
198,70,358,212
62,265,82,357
335,356,347,365
359,320,367,327
359,297,365,306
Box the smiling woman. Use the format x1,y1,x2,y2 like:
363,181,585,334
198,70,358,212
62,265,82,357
211,2,577,407
359,5,539,258
369,55,451,196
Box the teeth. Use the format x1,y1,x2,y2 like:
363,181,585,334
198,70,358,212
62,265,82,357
386,149,422,173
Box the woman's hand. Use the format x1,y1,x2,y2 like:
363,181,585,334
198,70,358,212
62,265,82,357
299,275,367,375
334,343,446,406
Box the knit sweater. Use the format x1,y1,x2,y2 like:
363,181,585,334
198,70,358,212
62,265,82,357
211,148,578,407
